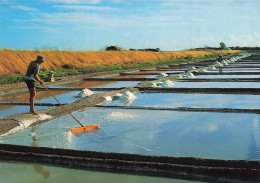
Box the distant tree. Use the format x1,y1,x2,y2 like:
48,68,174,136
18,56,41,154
105,45,122,51
203,45,209,50
219,42,226,49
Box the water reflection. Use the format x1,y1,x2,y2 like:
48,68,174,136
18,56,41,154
2,109,259,160
31,126,51,179
248,118,260,160
0,161,195,183
61,80,140,88
0,90,80,118
195,75,260,79
106,93,260,109
174,81,260,88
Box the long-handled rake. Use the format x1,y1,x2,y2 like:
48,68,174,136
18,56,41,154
42,83,99,134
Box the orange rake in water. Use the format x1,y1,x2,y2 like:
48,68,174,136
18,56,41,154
42,83,99,133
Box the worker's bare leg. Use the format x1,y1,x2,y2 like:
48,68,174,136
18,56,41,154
29,88,38,114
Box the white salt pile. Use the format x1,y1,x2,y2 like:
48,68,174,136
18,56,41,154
185,73,195,79
152,83,157,87
209,66,217,70
158,72,168,78
222,61,228,66
229,58,235,63
77,88,94,98
119,91,137,105
198,68,207,73
152,82,163,87
215,62,223,67
161,79,174,88
103,96,113,102
224,59,229,63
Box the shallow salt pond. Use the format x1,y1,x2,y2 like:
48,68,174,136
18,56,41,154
195,75,260,79
1,108,259,160
0,90,84,118
0,161,187,183
61,80,140,88
173,81,260,88
106,93,260,109
0,79,140,118
208,69,260,72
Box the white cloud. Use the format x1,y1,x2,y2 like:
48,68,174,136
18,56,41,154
0,0,8,4
111,0,131,3
20,12,191,28
190,33,260,48
10,23,58,32
161,0,234,2
11,5,37,11
54,5,118,11
227,32,260,47
42,0,102,4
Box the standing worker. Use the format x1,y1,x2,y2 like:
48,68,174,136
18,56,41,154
25,55,45,115
219,51,223,62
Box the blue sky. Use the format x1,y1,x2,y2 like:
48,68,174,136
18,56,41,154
0,0,260,51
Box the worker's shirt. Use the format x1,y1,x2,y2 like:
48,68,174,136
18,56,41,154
25,61,40,81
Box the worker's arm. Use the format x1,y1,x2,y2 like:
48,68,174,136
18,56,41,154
34,74,44,85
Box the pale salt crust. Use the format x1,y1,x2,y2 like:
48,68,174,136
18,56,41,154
0,114,52,137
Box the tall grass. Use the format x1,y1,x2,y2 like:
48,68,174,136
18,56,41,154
0,49,241,76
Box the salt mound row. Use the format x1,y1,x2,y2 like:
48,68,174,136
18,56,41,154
103,96,113,102
161,79,174,88
224,59,230,63
158,72,168,78
222,61,228,66
198,68,207,73
209,66,217,70
185,73,195,79
77,88,94,98
229,58,235,63
152,82,162,87
119,91,137,105
214,61,223,67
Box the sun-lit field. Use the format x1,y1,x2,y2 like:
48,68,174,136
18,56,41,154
0,49,241,75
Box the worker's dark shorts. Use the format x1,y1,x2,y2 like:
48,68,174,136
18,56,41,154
25,79,36,89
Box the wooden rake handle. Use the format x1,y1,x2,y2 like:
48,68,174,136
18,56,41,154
42,83,84,127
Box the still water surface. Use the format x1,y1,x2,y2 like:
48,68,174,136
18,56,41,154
106,93,260,109
1,108,259,161
0,161,189,183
